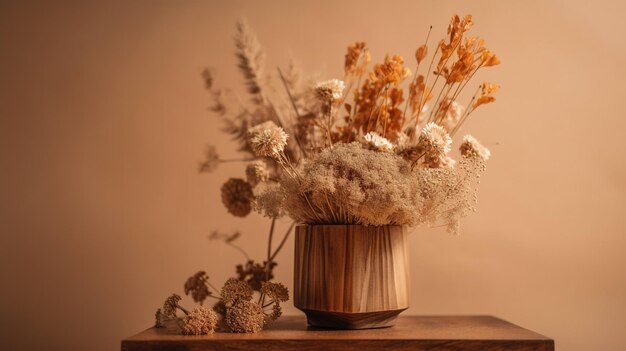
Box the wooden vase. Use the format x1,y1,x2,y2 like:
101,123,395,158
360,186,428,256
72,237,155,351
293,225,409,329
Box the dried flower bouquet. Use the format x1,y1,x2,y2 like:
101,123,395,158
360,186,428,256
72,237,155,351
156,13,499,334
205,14,499,233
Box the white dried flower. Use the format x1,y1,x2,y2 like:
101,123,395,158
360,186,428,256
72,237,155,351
314,79,345,102
459,135,491,160
418,122,452,156
394,131,410,150
247,121,288,158
363,132,393,152
245,160,270,187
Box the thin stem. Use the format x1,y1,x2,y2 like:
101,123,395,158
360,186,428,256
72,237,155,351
262,300,276,308
364,86,386,134
348,73,364,141
414,40,439,130
431,82,456,124
446,64,482,111
428,81,450,123
176,304,190,316
266,218,276,281
206,280,222,296
276,67,308,157
326,104,334,147
402,25,432,123
270,221,295,261
381,87,390,137
450,85,480,136
426,37,464,124
260,218,276,306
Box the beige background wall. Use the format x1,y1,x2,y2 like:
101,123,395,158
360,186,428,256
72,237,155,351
1,1,625,350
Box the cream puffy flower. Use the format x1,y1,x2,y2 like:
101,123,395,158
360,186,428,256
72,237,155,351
418,122,452,156
245,160,270,187
314,79,345,102
459,135,491,160
247,121,288,158
363,132,394,152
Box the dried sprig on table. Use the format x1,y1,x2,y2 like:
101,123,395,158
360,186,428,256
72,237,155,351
155,225,292,334
155,277,289,334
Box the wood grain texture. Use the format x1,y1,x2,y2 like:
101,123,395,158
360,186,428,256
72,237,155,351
121,315,555,351
293,225,409,328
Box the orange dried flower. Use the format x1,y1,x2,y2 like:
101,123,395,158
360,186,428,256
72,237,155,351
345,42,370,75
372,54,410,86
481,49,500,67
415,44,428,64
473,82,500,109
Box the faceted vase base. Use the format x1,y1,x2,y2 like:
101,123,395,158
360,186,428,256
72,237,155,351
300,308,407,329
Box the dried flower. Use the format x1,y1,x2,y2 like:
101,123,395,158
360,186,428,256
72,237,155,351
480,49,500,67
372,54,411,86
253,184,285,218
274,143,421,225
155,309,167,328
225,300,265,333
220,278,253,304
415,44,428,64
184,271,211,304
247,121,288,158
314,79,345,102
236,260,277,291
345,42,370,75
245,160,270,187
265,304,282,323
440,100,465,132
261,281,289,302
363,132,394,152
235,18,267,104
417,122,452,165
181,307,218,335
221,178,254,217
460,135,491,160
473,82,500,109
162,294,182,319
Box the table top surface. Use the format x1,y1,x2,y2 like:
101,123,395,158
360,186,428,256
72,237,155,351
122,315,554,351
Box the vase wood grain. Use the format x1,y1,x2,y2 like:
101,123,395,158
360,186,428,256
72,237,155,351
293,225,409,329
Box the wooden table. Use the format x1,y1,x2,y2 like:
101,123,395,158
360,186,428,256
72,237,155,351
121,315,554,351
